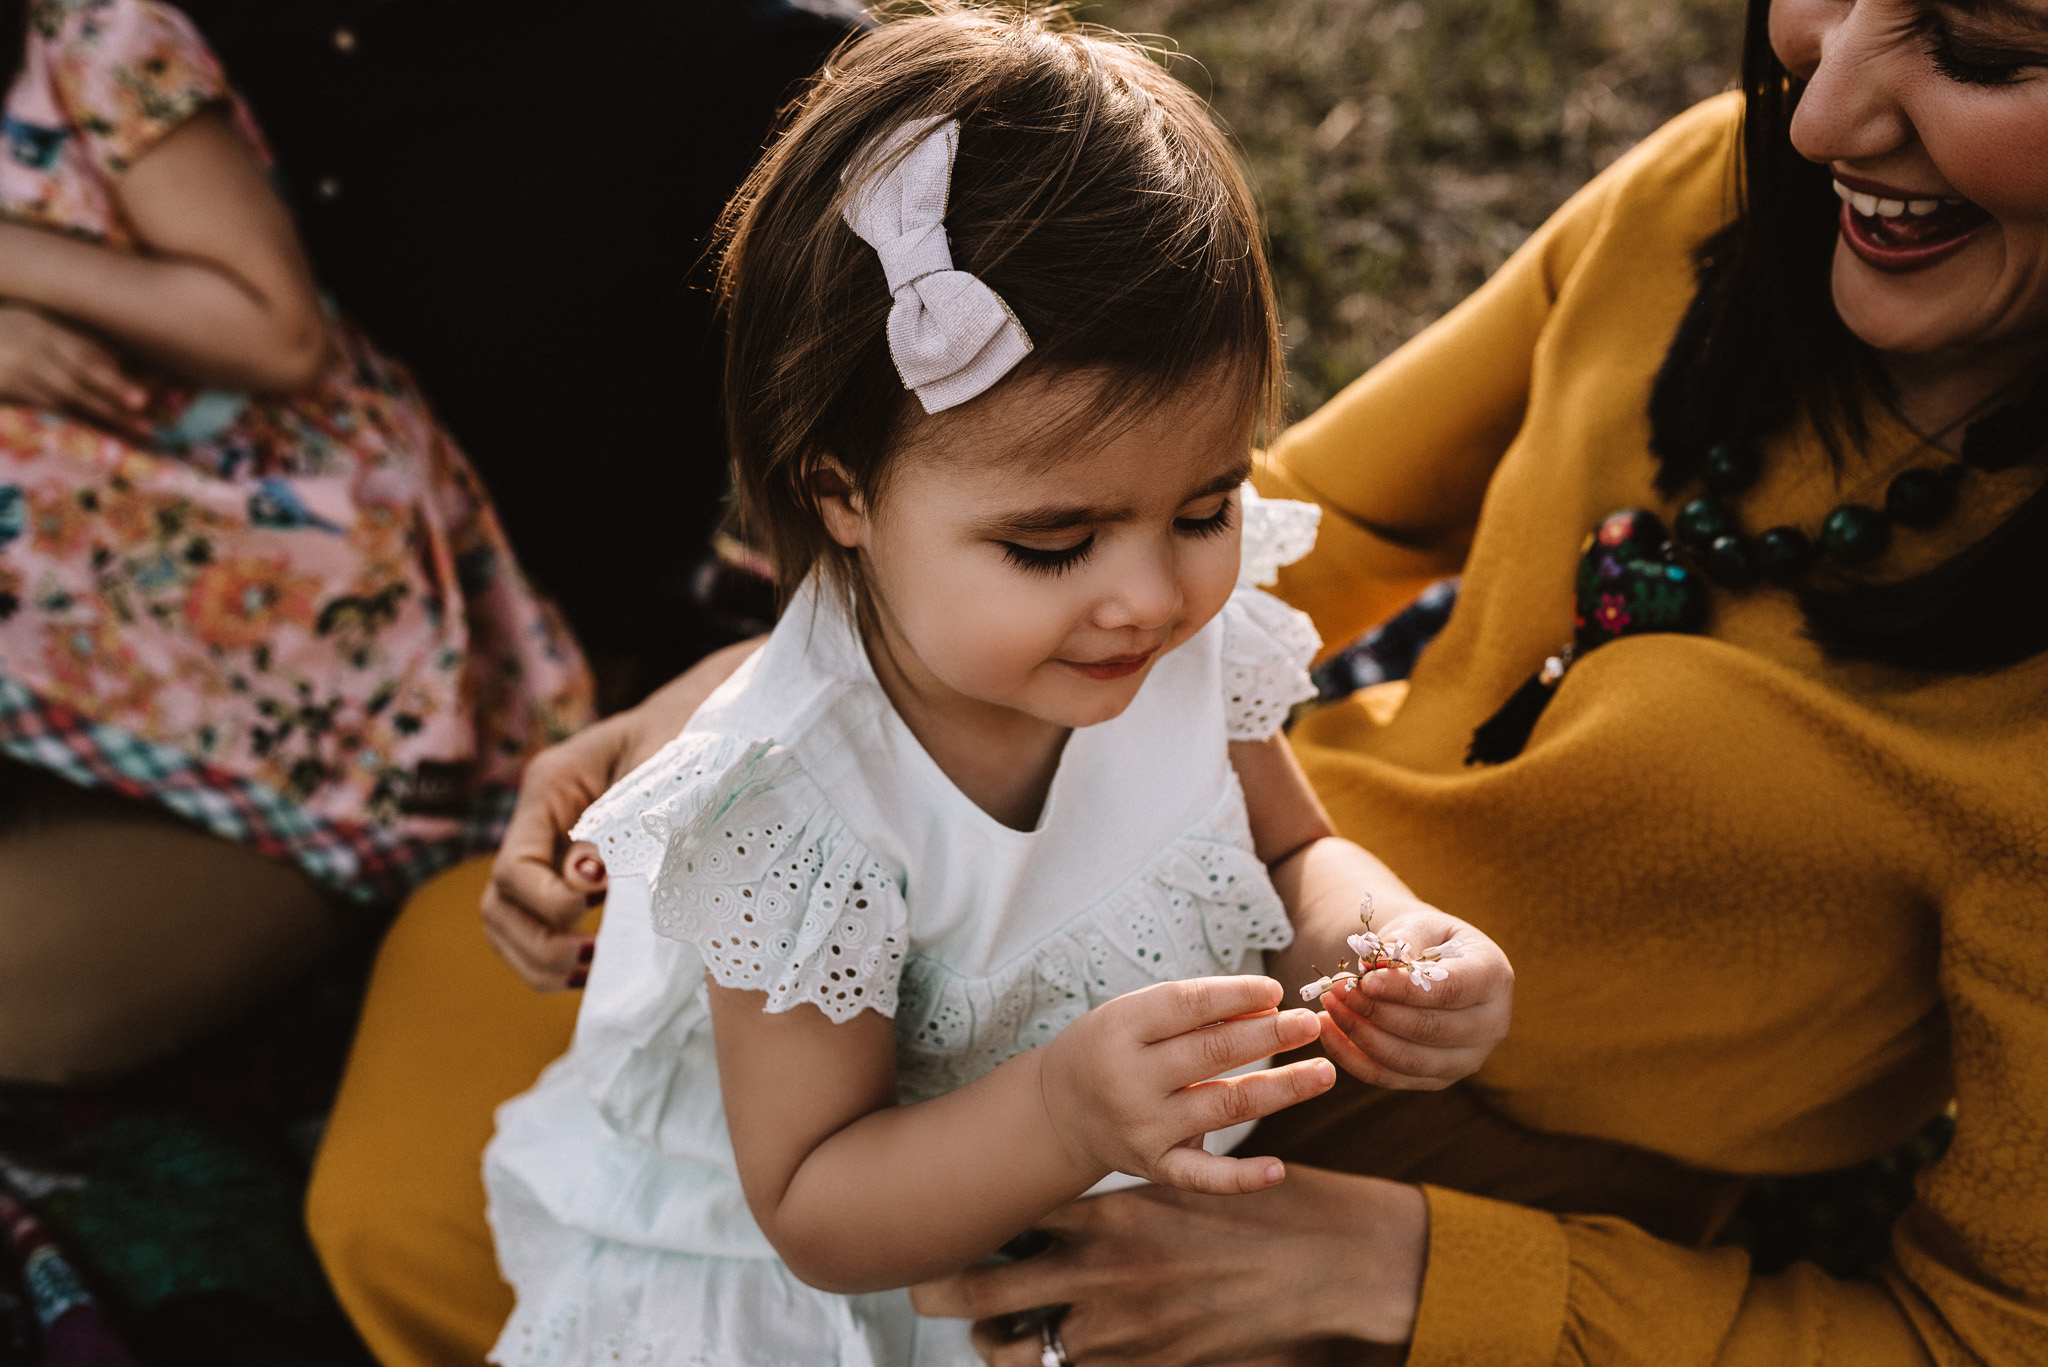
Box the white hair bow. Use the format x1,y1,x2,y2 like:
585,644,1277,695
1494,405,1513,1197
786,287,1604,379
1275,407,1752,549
842,117,1033,413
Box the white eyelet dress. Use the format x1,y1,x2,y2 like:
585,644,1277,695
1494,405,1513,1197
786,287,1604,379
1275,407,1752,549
483,490,1322,1367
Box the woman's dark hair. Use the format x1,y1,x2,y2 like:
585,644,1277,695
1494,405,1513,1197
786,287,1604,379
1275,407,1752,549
1647,0,2048,672
716,2,1281,600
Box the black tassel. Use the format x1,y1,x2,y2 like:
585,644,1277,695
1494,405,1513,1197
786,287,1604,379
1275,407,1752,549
1464,671,1558,765
1465,645,1575,766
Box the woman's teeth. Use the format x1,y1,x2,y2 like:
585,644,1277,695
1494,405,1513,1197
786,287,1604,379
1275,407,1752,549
1831,180,1958,219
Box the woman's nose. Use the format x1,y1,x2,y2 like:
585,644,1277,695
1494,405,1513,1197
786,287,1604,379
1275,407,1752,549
1776,0,1913,166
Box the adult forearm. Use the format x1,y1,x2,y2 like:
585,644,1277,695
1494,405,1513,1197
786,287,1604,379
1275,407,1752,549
760,1049,1098,1294
0,221,322,391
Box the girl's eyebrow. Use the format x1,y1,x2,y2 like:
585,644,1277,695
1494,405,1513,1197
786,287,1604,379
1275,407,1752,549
980,458,1254,535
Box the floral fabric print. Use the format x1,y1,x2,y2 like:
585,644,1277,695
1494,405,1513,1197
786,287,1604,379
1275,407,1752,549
0,0,594,902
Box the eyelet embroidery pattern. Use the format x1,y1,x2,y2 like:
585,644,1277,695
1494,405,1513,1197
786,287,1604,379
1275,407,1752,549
647,751,909,1024
571,733,778,880
893,787,1292,1105
1220,585,1322,741
1239,488,1322,590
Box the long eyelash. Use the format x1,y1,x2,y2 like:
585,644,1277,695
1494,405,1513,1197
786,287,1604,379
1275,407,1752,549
1001,536,1094,576
1175,501,1236,540
1925,21,2033,87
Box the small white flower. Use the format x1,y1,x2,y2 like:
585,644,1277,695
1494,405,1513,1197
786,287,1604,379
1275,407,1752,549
1346,931,1384,962
1406,962,1449,990
1300,976,1337,1002
1421,937,1466,962
1384,939,1412,963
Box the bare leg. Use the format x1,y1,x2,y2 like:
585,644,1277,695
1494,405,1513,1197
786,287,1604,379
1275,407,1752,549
0,760,345,1084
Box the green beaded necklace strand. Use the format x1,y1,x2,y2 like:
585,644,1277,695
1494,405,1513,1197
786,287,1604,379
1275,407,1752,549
1671,373,2042,589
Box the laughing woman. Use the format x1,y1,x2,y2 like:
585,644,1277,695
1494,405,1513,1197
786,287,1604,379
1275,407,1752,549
0,0,591,1085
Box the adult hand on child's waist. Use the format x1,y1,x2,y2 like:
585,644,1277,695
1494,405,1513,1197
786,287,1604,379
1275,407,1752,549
481,636,764,990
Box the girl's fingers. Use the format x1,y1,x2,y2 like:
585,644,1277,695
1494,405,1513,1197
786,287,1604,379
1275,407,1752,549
1172,1056,1335,1135
1332,982,1490,1048
1122,975,1284,1044
1145,1004,1321,1086
1315,1012,1448,1090
1318,1003,1472,1088
1149,1143,1286,1195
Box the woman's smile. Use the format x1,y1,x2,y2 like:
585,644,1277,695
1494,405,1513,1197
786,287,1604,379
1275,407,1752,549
1833,171,1990,272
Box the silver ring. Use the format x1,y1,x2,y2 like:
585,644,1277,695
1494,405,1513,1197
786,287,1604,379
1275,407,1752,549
1039,1318,1072,1367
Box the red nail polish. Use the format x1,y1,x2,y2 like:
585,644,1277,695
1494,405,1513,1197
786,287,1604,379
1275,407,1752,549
574,855,604,882
577,941,595,965
566,970,588,990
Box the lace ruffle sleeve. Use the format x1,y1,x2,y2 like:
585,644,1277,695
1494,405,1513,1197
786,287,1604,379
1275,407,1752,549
641,739,910,1024
1222,489,1323,740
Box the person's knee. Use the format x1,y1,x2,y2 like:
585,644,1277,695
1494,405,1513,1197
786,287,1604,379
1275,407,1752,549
0,786,341,1083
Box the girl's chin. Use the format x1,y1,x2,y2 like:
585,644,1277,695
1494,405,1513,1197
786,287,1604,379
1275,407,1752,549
1830,236,2007,358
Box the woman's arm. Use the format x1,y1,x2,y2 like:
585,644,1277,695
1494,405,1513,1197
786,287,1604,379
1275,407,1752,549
0,108,325,393
708,975,1335,1294
1256,142,1628,655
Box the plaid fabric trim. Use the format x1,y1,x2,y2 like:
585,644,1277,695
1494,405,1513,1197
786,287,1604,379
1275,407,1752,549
0,677,513,905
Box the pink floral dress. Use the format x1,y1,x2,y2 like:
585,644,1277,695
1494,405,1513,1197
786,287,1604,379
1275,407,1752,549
0,0,594,904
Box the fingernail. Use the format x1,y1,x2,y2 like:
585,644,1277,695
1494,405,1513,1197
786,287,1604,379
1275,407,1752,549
1264,1160,1284,1183
585,891,605,908
566,969,588,990
576,940,595,965
574,855,604,883
1314,1059,1336,1085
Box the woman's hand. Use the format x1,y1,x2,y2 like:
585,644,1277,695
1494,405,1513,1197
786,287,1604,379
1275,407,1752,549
911,1166,1428,1364
0,305,146,432
481,638,762,989
1313,907,1513,1091
1039,977,1335,1196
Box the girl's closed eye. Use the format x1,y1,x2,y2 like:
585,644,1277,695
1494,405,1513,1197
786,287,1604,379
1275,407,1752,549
1175,498,1236,540
1002,534,1095,575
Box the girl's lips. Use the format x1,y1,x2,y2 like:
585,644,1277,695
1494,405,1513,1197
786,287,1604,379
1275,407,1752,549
1062,651,1153,681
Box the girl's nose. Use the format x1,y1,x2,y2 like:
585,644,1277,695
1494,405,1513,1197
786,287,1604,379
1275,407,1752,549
1093,543,1181,632
1778,0,1913,167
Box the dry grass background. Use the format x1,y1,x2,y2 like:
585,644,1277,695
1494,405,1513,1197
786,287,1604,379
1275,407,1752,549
1080,0,1749,414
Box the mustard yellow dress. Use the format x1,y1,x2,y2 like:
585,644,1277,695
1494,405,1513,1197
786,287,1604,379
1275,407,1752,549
308,94,2048,1365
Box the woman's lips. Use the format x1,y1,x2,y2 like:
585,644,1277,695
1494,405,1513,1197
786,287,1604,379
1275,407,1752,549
1062,651,1154,681
1833,177,1990,273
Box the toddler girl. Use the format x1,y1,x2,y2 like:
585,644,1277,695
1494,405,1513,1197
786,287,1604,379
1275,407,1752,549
484,8,1512,1365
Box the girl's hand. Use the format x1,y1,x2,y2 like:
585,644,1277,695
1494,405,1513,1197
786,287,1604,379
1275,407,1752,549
1038,976,1336,1195
481,638,763,989
0,305,146,432
911,1166,1428,1362
1313,907,1513,1091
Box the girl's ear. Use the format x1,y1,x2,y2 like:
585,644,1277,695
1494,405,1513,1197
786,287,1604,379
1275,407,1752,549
812,457,868,551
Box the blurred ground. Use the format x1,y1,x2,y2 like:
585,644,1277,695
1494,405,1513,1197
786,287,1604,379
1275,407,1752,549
1085,0,1747,413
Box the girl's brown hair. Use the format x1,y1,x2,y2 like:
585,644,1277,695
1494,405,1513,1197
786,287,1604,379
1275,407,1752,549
717,1,1282,599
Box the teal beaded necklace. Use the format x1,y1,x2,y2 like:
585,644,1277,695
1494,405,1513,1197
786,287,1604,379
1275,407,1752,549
1466,374,2046,766
1673,443,1965,588
1669,373,2039,590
